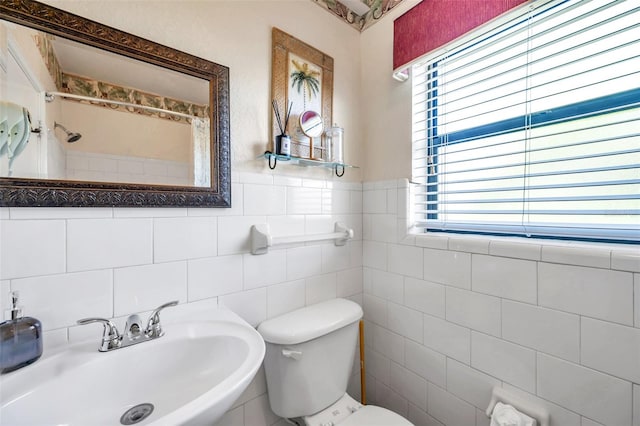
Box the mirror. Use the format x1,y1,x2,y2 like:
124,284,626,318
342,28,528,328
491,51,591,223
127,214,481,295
0,0,230,207
298,110,323,160
299,110,323,138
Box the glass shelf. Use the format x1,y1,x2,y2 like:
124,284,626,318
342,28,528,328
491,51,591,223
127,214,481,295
260,152,358,177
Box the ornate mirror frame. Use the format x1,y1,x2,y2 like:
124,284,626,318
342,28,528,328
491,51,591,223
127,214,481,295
0,0,231,207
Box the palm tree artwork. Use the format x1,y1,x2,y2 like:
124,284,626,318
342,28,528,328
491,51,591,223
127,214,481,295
290,59,321,110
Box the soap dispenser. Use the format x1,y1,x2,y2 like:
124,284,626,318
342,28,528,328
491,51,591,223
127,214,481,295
0,292,43,374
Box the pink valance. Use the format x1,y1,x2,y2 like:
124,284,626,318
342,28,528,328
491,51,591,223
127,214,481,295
393,0,528,70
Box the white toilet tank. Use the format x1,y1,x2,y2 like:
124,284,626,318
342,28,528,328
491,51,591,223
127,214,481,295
257,299,363,419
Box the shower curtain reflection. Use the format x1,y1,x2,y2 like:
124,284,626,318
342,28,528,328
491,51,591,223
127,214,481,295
191,117,211,187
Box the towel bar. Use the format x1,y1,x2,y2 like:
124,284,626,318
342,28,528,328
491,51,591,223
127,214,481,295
250,222,353,255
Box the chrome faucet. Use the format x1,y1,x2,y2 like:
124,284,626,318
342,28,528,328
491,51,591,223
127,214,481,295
124,314,145,341
77,301,178,352
145,301,178,338
76,317,121,352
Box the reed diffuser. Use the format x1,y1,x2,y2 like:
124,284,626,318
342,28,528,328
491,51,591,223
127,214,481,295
272,100,292,157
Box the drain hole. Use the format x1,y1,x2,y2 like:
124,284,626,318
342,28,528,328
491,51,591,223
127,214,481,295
120,403,154,425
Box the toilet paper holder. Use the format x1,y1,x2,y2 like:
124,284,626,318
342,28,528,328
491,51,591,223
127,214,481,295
486,387,550,426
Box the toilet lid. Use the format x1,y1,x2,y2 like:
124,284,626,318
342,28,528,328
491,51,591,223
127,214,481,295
339,405,413,426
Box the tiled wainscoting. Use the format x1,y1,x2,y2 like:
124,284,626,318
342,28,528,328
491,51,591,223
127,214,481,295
66,150,192,186
0,172,364,426
1,175,639,426
362,179,640,426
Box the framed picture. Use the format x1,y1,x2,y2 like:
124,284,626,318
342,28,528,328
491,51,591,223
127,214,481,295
271,27,333,159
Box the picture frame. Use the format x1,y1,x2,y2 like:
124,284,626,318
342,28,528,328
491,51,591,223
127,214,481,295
271,27,333,159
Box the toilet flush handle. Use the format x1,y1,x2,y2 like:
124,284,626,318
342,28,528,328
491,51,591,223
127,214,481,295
282,349,303,360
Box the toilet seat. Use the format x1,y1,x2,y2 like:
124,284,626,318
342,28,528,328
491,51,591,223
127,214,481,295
338,405,413,426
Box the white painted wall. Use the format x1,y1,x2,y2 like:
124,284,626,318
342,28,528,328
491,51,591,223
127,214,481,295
45,0,364,182
62,101,192,163
360,1,417,182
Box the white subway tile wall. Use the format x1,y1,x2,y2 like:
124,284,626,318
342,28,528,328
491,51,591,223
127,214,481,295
501,300,580,363
12,270,112,330
501,383,582,426
404,277,446,318
153,216,218,262
1,220,66,279
471,254,537,304
427,382,477,426
0,280,11,314
635,274,640,328
305,272,338,305
423,313,472,365
362,179,640,426
538,263,634,326
66,151,191,186
2,176,639,426
404,338,446,388
537,354,632,425
113,262,187,316
266,279,306,318
392,362,430,411
372,270,404,304
445,288,501,337
581,417,605,426
0,173,363,426
423,248,472,289
611,251,640,273
476,408,491,426
446,358,501,410
634,383,640,426
471,332,536,393
580,318,640,384
67,218,153,272
187,254,243,301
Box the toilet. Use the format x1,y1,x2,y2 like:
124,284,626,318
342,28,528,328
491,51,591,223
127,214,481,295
257,298,413,426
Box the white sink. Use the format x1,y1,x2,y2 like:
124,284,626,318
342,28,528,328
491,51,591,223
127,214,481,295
0,315,265,425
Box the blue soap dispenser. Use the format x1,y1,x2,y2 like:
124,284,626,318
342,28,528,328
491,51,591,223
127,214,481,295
0,291,43,374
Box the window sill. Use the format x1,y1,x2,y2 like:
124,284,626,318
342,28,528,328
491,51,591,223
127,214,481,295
409,229,640,272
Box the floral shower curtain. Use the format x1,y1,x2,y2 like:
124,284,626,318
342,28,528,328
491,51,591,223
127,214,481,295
191,116,210,187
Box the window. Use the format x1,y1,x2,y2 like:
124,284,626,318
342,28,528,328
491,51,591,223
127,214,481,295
411,0,639,242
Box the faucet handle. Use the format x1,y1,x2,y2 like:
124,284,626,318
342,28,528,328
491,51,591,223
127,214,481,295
145,300,178,338
77,317,121,352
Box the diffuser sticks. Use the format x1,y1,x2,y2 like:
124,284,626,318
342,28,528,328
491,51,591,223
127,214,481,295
272,100,292,135
272,100,292,157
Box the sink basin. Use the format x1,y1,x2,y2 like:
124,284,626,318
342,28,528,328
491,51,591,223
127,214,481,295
0,316,265,425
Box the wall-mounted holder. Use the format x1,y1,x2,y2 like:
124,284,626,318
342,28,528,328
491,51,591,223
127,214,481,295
259,152,357,177
486,387,550,426
30,120,43,136
251,222,354,255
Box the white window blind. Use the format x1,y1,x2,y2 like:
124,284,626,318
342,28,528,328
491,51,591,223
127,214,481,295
411,0,640,242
